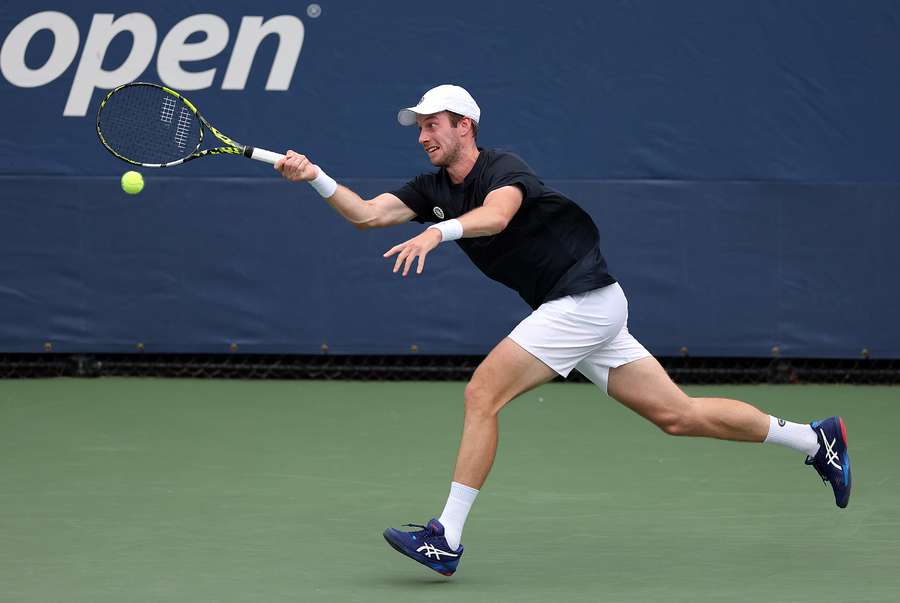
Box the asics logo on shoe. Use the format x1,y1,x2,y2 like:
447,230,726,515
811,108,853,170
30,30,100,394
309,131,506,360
416,543,459,560
818,427,843,471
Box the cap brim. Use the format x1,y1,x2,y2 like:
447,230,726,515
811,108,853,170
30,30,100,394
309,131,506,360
397,108,418,126
397,101,449,126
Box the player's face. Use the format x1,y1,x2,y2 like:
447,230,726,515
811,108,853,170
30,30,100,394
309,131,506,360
416,112,463,167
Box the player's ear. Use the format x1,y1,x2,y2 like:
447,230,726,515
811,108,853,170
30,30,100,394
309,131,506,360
462,117,474,138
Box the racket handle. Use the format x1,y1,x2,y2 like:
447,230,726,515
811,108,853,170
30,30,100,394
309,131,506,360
245,146,286,164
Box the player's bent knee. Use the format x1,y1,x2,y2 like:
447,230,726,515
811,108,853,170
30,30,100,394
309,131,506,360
653,404,699,437
658,416,690,437
463,381,504,418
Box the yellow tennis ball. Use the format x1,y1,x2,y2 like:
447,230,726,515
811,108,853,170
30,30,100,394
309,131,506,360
120,171,144,195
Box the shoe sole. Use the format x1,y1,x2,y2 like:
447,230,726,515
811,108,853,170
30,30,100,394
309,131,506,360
837,416,851,509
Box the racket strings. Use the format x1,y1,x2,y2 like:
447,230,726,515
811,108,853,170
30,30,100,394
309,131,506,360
98,84,202,165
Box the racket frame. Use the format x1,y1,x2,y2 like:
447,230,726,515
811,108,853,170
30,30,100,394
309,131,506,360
96,82,283,167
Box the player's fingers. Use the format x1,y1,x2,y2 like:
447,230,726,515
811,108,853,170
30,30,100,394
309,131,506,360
383,244,403,258
402,250,417,276
282,160,299,179
384,237,415,257
393,247,409,273
416,250,427,274
289,156,307,180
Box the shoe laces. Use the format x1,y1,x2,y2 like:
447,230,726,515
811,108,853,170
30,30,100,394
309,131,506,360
403,523,440,538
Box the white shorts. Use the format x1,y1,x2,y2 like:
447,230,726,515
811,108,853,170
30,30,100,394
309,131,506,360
508,282,651,393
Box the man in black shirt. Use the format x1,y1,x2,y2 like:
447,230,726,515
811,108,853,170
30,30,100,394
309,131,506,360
275,85,851,576
392,147,616,309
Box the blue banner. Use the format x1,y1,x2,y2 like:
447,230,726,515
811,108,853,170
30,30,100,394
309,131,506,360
2,1,899,357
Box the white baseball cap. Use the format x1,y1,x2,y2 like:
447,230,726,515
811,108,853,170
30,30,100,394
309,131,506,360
397,84,481,126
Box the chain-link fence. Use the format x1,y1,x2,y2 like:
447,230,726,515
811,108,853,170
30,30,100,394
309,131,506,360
1,353,897,384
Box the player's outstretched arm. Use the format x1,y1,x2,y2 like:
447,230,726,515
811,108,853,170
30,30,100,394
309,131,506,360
274,150,415,229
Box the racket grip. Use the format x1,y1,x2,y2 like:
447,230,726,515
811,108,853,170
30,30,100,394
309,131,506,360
245,147,286,164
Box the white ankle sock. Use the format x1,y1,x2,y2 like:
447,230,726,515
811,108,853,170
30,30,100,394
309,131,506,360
438,481,479,551
763,415,820,456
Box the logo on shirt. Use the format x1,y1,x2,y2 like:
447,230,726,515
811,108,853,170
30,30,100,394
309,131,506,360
778,418,786,427
433,207,445,219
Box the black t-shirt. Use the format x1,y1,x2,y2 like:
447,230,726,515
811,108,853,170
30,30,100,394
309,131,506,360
391,149,616,310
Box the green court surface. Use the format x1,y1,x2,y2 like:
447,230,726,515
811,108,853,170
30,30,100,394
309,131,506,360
1,379,898,602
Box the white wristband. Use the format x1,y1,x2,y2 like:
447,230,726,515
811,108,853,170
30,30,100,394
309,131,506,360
428,218,464,242
308,166,338,198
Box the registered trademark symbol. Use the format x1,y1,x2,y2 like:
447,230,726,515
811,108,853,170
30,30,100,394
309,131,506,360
307,4,322,18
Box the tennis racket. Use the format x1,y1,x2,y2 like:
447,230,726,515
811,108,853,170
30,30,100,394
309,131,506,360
96,81,285,168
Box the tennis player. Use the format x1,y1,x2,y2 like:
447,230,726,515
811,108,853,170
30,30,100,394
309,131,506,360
274,84,851,576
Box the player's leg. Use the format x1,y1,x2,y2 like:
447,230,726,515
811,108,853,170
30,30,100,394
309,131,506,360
453,337,558,488
582,334,849,507
384,288,624,574
436,338,555,551
606,355,771,441
430,288,627,554
382,337,556,575
573,317,808,444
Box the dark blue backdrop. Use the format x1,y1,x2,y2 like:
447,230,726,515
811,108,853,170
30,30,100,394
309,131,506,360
2,1,899,357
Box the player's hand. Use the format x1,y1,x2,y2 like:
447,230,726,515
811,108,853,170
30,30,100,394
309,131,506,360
274,150,319,182
383,228,443,276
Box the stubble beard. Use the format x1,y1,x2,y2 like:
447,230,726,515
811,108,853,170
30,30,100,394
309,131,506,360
433,138,462,168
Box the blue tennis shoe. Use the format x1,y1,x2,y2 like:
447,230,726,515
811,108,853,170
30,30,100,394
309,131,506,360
383,518,463,576
805,416,851,508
